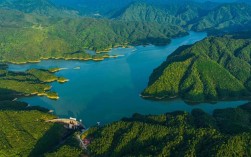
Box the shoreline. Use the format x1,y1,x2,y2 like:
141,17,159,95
2,35,181,65
58,79,69,83
140,94,251,105
0,31,199,66
49,68,68,73
3,55,121,65
30,91,60,100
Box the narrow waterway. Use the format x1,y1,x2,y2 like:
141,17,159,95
8,32,247,126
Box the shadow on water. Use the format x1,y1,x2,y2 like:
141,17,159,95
0,100,49,112
132,37,171,46
213,102,251,135
0,89,50,112
0,88,21,101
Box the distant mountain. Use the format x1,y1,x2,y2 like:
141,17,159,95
51,0,134,16
50,0,250,17
142,35,251,102
118,2,251,34
192,3,251,32
118,2,209,26
0,0,250,63
50,0,214,17
0,16,186,63
0,0,78,17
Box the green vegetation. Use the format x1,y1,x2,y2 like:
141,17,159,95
0,0,78,17
0,1,251,155
192,3,251,33
119,2,201,26
0,16,186,63
118,2,251,34
27,69,60,82
0,64,81,156
0,0,187,63
48,67,62,73
45,92,59,100
143,36,251,102
0,64,66,100
0,65,82,156
0,0,250,63
86,102,251,157
0,100,83,157
45,133,83,157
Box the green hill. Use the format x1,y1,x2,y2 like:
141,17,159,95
192,3,251,33
118,2,207,26
0,64,83,156
0,1,250,63
0,101,83,157
86,102,251,157
0,14,186,63
142,36,251,102
0,0,78,17
0,64,67,100
118,2,251,34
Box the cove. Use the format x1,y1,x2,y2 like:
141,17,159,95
8,32,247,127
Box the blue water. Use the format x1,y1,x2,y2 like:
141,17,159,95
8,32,248,126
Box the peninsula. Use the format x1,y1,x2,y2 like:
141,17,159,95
143,35,251,102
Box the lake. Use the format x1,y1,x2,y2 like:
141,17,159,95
8,32,248,127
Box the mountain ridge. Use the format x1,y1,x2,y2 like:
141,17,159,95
142,35,251,102
0,0,79,17
86,102,251,156
118,2,251,34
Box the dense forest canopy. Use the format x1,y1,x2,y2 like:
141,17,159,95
0,0,251,156
0,101,83,156
143,35,251,102
50,0,251,15
0,62,82,156
86,102,251,157
0,0,250,63
0,64,68,100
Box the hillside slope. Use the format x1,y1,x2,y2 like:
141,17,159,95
192,3,251,32
0,14,186,63
118,2,251,33
0,1,250,63
0,64,67,99
0,101,83,156
119,2,207,26
86,102,251,156
0,64,82,156
142,36,251,102
0,0,78,17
